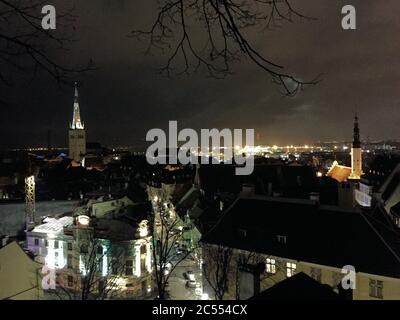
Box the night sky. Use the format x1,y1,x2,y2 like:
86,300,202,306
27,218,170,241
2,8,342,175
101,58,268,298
1,0,399,149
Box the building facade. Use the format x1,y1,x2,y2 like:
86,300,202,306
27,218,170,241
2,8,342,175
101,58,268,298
201,196,400,300
26,198,153,299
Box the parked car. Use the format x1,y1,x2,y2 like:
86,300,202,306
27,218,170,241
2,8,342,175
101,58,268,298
195,288,202,297
187,271,196,281
186,280,197,288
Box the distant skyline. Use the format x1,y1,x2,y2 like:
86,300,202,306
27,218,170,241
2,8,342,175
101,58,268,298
1,0,400,149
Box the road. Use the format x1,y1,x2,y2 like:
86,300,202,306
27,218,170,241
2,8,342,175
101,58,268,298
167,255,203,300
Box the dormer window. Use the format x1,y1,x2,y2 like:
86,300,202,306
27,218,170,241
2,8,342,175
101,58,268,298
238,229,247,238
277,235,287,244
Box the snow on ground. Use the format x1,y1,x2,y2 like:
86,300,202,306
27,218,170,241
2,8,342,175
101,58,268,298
0,201,79,236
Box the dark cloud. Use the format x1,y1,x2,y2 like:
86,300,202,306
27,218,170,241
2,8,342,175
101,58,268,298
1,0,399,148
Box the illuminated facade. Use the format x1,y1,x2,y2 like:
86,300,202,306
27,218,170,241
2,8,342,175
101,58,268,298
26,198,153,299
68,82,86,162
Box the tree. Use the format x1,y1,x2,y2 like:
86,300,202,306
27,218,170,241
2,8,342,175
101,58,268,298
0,0,94,89
234,251,279,300
150,197,196,300
49,239,129,300
202,244,233,300
132,0,319,96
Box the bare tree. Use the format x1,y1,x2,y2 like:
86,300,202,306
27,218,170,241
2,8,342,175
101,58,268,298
132,0,319,96
0,0,95,88
234,251,282,300
150,199,196,300
203,244,233,300
50,239,129,300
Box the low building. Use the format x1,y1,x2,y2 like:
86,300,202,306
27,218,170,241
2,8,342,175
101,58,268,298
0,242,43,300
201,196,400,300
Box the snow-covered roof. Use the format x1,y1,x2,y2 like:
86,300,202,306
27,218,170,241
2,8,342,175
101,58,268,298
32,216,74,234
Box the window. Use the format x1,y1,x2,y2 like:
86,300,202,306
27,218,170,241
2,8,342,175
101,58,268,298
369,279,383,299
45,239,48,247
266,258,276,274
54,252,59,267
125,260,133,276
238,229,247,238
310,267,322,283
34,238,39,246
332,272,342,290
286,262,296,277
97,246,103,255
68,275,74,287
277,235,287,244
80,244,88,254
140,245,146,255
67,254,73,268
54,240,59,249
68,242,73,251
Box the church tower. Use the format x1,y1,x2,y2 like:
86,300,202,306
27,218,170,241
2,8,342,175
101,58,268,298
68,82,86,162
349,113,362,180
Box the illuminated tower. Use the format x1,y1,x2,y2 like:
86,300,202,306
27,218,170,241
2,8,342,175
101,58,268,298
68,82,86,162
349,113,363,180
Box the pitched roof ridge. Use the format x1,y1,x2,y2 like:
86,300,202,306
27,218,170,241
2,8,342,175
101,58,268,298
360,211,400,266
201,196,241,242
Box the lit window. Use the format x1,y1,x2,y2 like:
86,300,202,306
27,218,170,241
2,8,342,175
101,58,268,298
54,252,59,267
369,279,383,299
286,262,296,277
266,258,276,274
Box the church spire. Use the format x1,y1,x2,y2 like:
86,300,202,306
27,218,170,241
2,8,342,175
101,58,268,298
71,82,84,130
352,113,360,148
349,112,362,180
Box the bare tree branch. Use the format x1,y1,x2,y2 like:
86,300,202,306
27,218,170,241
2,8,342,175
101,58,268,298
0,0,96,89
132,0,320,96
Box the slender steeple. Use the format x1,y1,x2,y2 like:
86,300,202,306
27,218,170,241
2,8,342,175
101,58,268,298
352,113,360,148
68,82,86,163
349,112,362,180
71,82,84,130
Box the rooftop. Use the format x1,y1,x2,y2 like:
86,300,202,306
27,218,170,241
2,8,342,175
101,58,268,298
326,161,352,183
249,272,342,300
202,196,400,278
31,216,73,235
